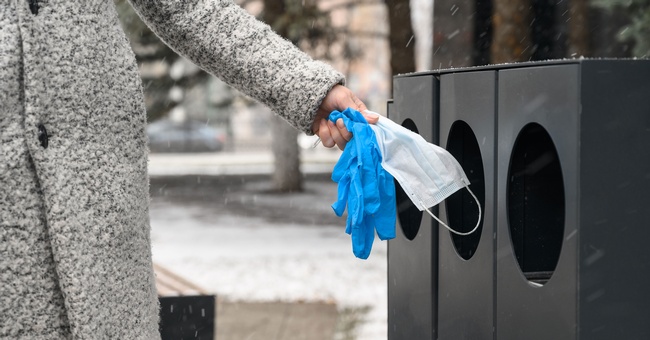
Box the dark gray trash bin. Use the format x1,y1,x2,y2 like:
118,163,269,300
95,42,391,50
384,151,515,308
387,74,440,340
496,59,650,340
387,59,650,340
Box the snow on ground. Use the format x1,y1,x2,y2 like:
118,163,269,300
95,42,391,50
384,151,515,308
149,177,388,339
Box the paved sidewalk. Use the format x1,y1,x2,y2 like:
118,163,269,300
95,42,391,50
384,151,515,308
216,301,340,340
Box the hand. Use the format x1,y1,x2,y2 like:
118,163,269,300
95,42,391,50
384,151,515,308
312,85,378,150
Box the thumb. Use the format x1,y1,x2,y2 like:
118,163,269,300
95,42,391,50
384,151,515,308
361,111,379,124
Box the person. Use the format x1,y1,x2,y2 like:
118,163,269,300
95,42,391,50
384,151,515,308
0,1,376,338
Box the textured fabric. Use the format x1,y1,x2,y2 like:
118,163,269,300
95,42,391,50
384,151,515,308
0,4,72,339
329,109,396,259
0,0,344,339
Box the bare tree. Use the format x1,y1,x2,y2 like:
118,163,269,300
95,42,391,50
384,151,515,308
260,0,306,192
491,0,534,63
385,0,417,79
568,0,591,57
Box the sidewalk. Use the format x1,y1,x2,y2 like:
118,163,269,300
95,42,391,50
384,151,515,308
216,301,341,340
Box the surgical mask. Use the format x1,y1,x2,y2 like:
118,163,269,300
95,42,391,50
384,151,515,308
367,111,481,236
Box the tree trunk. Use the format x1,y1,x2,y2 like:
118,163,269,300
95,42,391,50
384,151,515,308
271,116,302,191
385,0,417,81
491,0,534,63
262,0,303,192
567,0,590,57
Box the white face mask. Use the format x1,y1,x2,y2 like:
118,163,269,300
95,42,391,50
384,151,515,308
367,111,481,236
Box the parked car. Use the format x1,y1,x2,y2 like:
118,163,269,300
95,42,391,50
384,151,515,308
147,119,226,153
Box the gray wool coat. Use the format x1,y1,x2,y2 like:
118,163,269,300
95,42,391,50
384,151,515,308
0,0,343,339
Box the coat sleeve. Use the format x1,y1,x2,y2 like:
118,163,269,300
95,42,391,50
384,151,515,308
126,0,344,133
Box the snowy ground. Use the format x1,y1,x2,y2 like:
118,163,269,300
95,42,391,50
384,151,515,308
149,174,388,339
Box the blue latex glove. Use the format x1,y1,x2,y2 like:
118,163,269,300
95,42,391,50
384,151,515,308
330,108,396,259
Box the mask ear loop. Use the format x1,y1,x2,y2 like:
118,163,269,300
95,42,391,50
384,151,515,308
423,186,482,236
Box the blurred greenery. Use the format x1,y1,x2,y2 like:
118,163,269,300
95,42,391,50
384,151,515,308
591,0,649,57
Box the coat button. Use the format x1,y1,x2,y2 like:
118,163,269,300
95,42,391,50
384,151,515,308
28,0,39,15
37,124,48,149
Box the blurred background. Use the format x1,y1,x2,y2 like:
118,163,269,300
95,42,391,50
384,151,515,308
114,0,648,339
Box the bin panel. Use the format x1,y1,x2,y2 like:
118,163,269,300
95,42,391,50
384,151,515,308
438,70,496,340
497,64,580,340
388,74,439,340
577,60,650,339
496,59,650,340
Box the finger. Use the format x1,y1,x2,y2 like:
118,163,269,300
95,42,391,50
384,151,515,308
336,118,353,141
319,118,335,148
362,111,379,124
328,119,348,150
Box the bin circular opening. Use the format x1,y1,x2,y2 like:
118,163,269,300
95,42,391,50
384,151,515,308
396,118,423,241
507,123,565,286
445,121,485,260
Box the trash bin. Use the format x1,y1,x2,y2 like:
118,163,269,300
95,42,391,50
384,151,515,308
387,74,440,340
387,59,650,340
496,59,650,340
